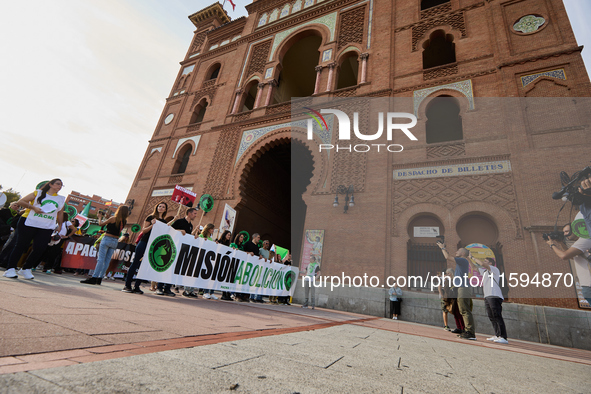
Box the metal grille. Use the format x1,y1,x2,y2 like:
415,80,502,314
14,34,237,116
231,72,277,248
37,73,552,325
406,240,447,290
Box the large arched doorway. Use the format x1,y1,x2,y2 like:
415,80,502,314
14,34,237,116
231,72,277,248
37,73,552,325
234,139,314,261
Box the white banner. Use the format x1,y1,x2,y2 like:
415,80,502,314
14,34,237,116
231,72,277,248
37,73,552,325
137,222,299,296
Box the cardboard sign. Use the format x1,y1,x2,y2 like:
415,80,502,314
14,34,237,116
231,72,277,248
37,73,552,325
171,185,197,207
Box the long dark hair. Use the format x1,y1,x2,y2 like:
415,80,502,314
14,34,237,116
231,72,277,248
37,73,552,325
114,206,129,230
233,232,245,246
218,230,231,246
150,202,168,220
37,179,62,204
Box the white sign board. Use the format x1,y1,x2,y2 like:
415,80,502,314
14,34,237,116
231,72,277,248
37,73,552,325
413,227,440,237
394,160,511,181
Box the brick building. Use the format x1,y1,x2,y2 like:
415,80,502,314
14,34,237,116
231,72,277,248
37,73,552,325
124,0,591,310
66,191,121,217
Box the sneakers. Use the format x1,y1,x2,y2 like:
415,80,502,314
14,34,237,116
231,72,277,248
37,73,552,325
486,336,499,341
443,326,451,331
3,268,18,278
451,328,463,334
46,270,52,274
210,294,218,300
122,287,134,293
80,277,97,285
18,269,34,280
156,289,165,295
392,316,398,320
164,290,176,297
204,293,211,299
493,337,509,344
458,332,476,340
301,305,308,308
131,288,144,295
182,291,198,298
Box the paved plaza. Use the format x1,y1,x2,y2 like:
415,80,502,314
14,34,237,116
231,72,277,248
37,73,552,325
1,272,590,393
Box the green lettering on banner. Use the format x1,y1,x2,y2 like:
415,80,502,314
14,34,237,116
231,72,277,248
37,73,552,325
276,272,284,290
249,265,260,286
234,261,245,283
241,263,253,285
270,271,279,289
262,268,272,288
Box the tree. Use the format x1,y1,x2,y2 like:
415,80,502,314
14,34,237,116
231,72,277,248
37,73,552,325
0,186,21,208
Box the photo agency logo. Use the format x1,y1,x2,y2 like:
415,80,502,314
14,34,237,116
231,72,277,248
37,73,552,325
305,106,418,152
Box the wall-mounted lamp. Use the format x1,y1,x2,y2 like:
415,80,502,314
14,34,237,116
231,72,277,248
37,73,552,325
333,185,355,213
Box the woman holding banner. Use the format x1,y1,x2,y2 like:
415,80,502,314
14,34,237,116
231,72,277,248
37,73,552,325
123,202,168,294
217,230,233,300
198,223,218,299
81,206,129,285
3,179,65,280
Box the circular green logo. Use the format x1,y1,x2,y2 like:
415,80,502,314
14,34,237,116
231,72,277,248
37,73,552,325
131,224,141,233
148,235,177,272
64,205,77,221
199,194,214,213
41,200,59,213
284,270,296,291
572,219,590,239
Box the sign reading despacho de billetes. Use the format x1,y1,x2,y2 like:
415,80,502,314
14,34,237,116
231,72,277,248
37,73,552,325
137,222,299,296
394,160,511,180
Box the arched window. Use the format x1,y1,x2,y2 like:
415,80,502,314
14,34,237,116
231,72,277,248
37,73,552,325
336,52,359,90
425,96,463,144
422,30,456,69
242,80,259,111
274,33,322,103
172,145,192,174
206,64,221,80
421,0,449,11
190,99,208,124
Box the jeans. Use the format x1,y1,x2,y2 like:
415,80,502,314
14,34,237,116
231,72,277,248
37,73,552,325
125,239,147,289
457,287,475,335
7,217,53,270
485,296,507,339
92,236,118,278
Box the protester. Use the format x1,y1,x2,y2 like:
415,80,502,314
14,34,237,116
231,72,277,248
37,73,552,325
3,179,65,280
230,232,245,250
80,206,128,285
278,253,292,305
0,203,24,268
468,254,508,344
243,233,263,303
437,241,475,340
217,230,233,301
42,212,77,274
167,208,199,298
439,268,464,334
123,202,168,294
196,223,218,299
388,283,403,319
302,255,320,309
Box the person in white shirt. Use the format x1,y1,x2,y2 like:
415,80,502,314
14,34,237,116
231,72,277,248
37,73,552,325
469,253,508,344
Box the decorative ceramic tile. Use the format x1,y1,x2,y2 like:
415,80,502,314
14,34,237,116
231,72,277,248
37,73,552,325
280,4,290,18
304,0,314,7
265,67,274,79
367,0,374,48
220,39,230,46
173,136,201,158
182,65,195,75
269,12,338,61
238,37,276,86
189,52,200,58
150,147,162,155
513,15,545,34
413,79,474,116
232,35,241,41
269,9,279,23
258,13,268,27
322,49,333,62
209,44,219,50
235,115,334,166
521,68,566,87
341,46,359,55
292,0,302,13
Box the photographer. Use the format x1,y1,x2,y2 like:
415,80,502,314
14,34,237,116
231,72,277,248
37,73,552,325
437,241,476,340
546,221,591,306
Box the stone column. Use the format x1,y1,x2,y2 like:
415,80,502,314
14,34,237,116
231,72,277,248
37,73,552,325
231,89,243,114
326,63,336,92
359,53,369,84
265,79,277,107
253,83,265,109
314,65,323,95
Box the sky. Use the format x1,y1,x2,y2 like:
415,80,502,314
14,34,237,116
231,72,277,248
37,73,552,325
0,0,589,204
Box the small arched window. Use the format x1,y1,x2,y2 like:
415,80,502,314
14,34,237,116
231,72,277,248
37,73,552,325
421,0,450,11
207,64,221,80
172,145,192,174
190,99,208,124
425,96,463,144
242,81,259,112
336,52,359,90
422,30,456,69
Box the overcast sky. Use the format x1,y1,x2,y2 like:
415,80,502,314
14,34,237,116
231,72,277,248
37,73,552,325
1,0,589,204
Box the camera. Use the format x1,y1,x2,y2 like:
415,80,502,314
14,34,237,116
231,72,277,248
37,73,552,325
552,166,591,205
542,231,564,242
